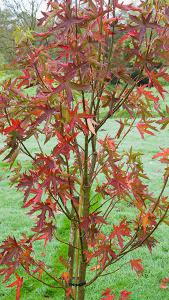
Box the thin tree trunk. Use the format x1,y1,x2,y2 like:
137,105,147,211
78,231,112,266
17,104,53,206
65,208,76,300
77,182,90,300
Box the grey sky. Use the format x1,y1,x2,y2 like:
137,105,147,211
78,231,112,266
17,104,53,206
0,0,47,17
0,0,140,18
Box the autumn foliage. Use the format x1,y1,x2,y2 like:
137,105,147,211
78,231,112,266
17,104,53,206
0,0,169,299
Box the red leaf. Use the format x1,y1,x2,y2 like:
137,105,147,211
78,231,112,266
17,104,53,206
0,237,22,266
146,69,166,98
66,287,73,297
7,274,23,300
99,136,116,152
130,259,144,275
85,244,116,267
17,70,31,89
62,105,94,134
152,148,169,163
101,288,115,300
53,131,78,158
28,199,56,229
137,86,159,103
3,119,23,135
0,236,34,283
120,290,132,300
80,212,107,231
17,172,38,204
33,221,56,246
54,16,85,33
136,122,157,139
115,0,141,12
109,220,131,248
23,186,43,208
34,31,51,38
118,29,139,44
160,277,169,289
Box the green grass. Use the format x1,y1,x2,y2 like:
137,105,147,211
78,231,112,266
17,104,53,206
0,116,169,300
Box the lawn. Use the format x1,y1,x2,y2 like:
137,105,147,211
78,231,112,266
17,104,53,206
0,108,169,300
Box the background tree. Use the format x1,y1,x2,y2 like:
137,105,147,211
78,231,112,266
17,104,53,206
0,8,16,62
0,1,169,300
0,0,43,63
2,0,43,30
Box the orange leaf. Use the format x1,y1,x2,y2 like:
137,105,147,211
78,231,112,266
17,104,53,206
142,214,149,233
61,272,70,284
130,259,144,275
141,212,156,233
90,264,101,271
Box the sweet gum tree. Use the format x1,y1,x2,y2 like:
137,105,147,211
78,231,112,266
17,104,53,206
0,0,169,299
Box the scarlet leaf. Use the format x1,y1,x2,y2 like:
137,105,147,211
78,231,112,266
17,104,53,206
3,119,23,135
17,172,38,204
62,105,94,134
7,274,23,300
101,288,115,300
120,290,132,300
109,220,131,248
53,131,78,158
152,148,169,163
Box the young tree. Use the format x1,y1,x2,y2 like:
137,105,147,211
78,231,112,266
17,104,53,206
0,0,169,299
